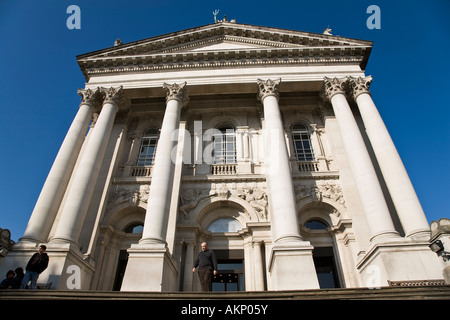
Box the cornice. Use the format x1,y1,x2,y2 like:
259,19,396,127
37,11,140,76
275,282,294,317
77,22,372,81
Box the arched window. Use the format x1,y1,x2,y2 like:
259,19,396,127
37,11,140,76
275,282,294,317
124,223,144,234
291,123,314,161
212,124,236,164
136,128,159,166
305,219,329,230
208,218,242,233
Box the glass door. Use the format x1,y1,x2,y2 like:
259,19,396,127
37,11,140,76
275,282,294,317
212,260,244,292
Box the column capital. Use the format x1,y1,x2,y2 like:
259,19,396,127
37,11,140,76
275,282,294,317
163,82,189,106
77,87,102,109
323,77,347,100
101,86,125,106
348,76,373,100
257,78,281,101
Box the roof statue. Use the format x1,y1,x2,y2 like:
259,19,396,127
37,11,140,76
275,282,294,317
323,27,332,35
213,9,219,23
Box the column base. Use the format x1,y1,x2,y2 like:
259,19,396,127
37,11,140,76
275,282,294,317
268,241,320,290
120,243,178,292
357,239,443,287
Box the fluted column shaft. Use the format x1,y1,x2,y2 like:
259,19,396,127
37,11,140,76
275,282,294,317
51,87,123,245
349,76,430,238
257,79,303,244
324,77,399,242
140,82,187,245
20,89,101,244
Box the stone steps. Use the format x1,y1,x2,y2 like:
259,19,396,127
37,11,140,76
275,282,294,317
1,286,449,300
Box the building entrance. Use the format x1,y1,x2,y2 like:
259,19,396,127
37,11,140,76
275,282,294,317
212,249,244,292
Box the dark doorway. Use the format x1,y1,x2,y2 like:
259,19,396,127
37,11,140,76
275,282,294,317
212,250,244,292
313,247,341,289
113,250,128,291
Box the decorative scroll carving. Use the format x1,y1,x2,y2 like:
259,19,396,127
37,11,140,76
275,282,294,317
348,76,372,99
257,78,281,101
163,82,188,105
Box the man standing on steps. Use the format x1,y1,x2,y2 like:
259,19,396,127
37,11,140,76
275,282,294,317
193,242,218,291
20,245,49,289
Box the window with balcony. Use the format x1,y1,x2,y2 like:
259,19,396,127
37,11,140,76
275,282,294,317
291,123,315,161
136,128,159,166
211,124,236,164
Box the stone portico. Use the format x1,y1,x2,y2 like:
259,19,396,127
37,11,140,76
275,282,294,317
0,22,443,291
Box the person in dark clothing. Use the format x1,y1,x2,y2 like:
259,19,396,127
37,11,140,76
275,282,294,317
20,245,49,289
192,242,218,291
0,270,15,289
12,267,24,289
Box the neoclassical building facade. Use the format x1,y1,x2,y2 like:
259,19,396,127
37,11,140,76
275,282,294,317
1,22,443,291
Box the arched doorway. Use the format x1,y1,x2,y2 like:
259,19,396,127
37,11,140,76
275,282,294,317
298,202,346,289
182,197,269,292
92,205,145,290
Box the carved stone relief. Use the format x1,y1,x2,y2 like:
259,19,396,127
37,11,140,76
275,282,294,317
107,185,150,210
295,182,346,209
178,182,268,222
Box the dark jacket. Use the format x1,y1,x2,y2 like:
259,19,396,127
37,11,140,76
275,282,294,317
193,249,218,270
25,252,49,274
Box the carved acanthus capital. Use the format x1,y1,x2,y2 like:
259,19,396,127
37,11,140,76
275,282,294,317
323,77,347,100
163,82,189,106
348,76,373,99
102,86,125,106
77,87,102,110
257,78,281,101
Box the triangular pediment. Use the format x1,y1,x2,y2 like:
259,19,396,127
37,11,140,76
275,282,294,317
77,22,372,80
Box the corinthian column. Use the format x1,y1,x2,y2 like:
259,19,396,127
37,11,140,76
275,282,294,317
257,79,302,244
20,88,101,244
323,77,400,243
51,86,123,245
349,76,430,238
140,82,188,245
258,79,319,290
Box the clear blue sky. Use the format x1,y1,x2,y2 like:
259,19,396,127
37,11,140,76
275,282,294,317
1,0,449,241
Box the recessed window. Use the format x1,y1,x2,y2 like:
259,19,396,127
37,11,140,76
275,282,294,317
124,223,144,234
211,124,236,164
305,219,328,230
136,128,159,166
208,218,242,233
291,123,315,161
